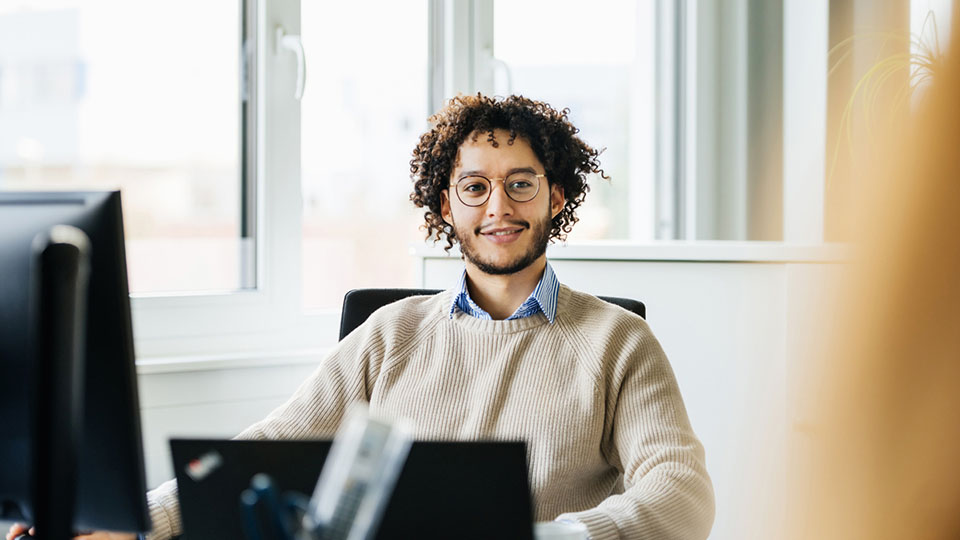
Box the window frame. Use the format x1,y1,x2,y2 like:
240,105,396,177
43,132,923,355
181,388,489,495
132,0,833,362
131,0,339,359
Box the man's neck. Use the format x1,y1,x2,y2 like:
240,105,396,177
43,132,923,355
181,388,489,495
464,257,547,320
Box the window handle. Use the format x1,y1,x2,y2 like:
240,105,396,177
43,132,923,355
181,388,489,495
490,56,513,95
275,26,306,100
480,46,513,95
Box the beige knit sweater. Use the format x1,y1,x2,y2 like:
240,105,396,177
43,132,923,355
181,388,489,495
146,285,714,540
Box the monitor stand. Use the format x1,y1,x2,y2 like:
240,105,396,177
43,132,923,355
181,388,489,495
31,226,90,540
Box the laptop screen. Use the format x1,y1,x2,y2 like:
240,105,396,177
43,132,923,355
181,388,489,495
170,439,534,540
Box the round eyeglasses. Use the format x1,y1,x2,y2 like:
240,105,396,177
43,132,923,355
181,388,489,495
450,172,546,207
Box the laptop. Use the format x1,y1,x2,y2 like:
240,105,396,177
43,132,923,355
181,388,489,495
170,439,534,540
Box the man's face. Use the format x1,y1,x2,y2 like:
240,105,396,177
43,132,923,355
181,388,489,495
440,129,565,276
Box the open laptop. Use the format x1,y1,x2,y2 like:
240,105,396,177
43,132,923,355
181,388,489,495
170,439,534,540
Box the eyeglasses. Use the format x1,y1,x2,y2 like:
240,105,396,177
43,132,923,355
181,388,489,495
449,172,546,207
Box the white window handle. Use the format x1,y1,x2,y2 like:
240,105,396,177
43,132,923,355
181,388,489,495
482,47,513,95
276,26,306,100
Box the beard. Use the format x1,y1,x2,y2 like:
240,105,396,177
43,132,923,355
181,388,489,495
455,213,552,275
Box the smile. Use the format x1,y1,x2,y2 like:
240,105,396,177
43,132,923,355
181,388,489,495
480,227,525,243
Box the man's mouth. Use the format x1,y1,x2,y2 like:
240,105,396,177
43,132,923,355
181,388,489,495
477,224,527,243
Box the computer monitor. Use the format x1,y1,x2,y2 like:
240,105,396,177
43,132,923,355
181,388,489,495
0,191,149,535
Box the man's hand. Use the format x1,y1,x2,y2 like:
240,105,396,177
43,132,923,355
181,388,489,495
6,523,31,540
74,533,136,540
5,524,136,540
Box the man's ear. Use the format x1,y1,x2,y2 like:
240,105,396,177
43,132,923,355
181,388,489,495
440,189,453,225
550,183,565,219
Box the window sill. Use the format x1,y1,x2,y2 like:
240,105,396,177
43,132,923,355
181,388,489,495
136,347,328,375
412,240,849,264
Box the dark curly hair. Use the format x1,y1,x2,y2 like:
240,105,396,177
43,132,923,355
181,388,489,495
409,94,606,250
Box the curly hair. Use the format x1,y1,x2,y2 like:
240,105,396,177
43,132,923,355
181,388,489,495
409,94,606,250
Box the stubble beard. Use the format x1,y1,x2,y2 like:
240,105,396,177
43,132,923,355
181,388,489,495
455,212,553,276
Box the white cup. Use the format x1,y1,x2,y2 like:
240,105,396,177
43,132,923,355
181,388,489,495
534,521,589,540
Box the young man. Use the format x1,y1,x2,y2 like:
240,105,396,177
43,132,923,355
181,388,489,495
9,95,713,540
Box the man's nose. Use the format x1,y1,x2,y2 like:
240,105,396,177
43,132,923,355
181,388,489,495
485,180,515,217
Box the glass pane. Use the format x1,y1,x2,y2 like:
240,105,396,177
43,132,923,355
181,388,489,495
0,0,248,294
300,2,428,310
493,0,655,241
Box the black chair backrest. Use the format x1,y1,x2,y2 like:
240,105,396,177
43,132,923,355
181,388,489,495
339,288,645,341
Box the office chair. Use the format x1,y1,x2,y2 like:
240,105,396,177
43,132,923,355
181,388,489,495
339,288,645,341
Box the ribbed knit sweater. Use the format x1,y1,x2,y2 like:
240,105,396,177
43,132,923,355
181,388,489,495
145,285,714,540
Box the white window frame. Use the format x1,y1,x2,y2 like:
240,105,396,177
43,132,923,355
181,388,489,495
680,0,827,243
132,0,832,363
132,0,340,360
448,0,829,243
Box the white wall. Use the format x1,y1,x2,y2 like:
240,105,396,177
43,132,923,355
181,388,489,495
137,357,321,489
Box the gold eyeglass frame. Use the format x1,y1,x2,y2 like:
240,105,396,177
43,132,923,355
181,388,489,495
448,174,546,207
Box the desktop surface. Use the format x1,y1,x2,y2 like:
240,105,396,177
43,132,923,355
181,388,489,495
171,438,534,540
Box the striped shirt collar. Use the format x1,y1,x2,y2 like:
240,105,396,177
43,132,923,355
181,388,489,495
449,261,559,324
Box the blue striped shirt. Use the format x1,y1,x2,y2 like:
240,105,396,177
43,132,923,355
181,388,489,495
449,262,559,323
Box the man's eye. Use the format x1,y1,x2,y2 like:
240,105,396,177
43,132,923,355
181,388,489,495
509,181,533,190
462,183,487,193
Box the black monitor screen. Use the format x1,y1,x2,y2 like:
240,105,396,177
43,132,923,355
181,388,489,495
0,191,149,533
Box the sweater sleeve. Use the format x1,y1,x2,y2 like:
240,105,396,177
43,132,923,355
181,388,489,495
143,320,389,540
557,330,715,540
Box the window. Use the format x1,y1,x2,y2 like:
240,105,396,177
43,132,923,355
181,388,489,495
0,0,852,357
824,0,954,241
299,1,429,310
298,0,660,309
0,0,252,295
490,0,656,241
476,1,802,242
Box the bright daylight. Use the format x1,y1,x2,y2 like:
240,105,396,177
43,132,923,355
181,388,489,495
1,1,958,540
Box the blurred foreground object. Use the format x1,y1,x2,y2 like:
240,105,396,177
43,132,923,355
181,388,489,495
304,405,412,540
794,13,960,540
239,405,412,540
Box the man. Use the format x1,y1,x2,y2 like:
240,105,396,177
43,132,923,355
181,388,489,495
7,94,714,540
